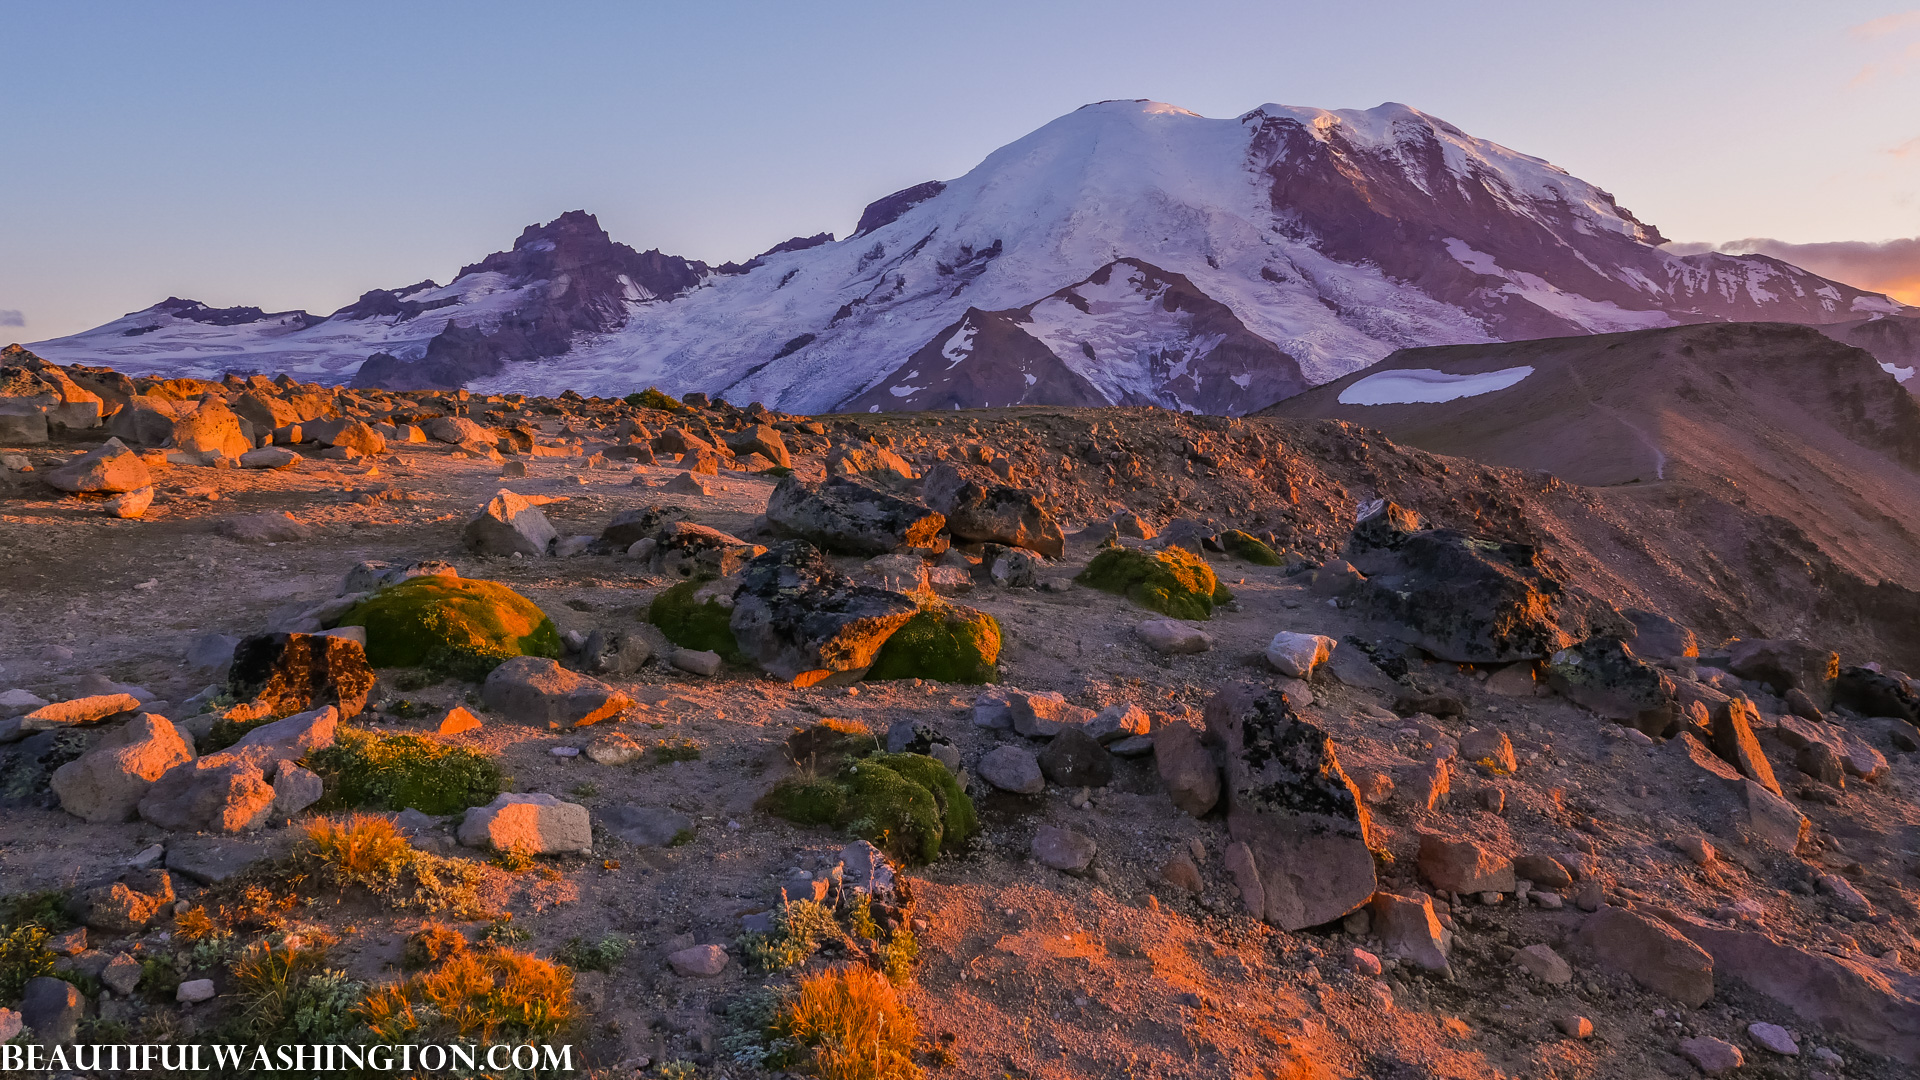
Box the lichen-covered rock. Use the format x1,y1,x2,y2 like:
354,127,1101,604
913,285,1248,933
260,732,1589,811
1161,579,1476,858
50,714,194,823
649,521,765,580
1546,636,1679,735
728,541,918,686
462,488,557,557
227,631,376,720
1204,684,1375,930
1344,502,1623,663
457,792,592,854
864,602,1002,683
65,869,176,934
1729,638,1839,707
340,575,561,680
1834,666,1918,723
1220,529,1282,565
765,474,946,556
649,576,744,661
922,464,1065,557
1075,546,1231,620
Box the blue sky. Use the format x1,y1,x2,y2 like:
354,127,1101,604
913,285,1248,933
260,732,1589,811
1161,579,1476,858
3,1,1917,338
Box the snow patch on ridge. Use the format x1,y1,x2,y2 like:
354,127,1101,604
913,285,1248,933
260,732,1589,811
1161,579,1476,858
1338,365,1536,405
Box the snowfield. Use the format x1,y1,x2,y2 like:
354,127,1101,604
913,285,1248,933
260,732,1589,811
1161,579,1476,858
1337,365,1536,405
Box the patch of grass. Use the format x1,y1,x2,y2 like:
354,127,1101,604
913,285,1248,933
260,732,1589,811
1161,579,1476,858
649,736,704,766
878,928,918,987
1074,546,1231,620
402,922,469,970
0,924,55,1001
776,966,922,1080
139,952,183,1003
308,728,503,815
0,890,72,934
1220,529,1282,566
648,581,742,661
294,814,491,918
482,918,530,947
759,753,975,866
864,603,1002,684
339,576,562,681
230,936,334,1037
358,948,573,1043
556,933,632,973
201,711,283,753
569,782,600,800
742,899,844,973
173,905,219,941
490,846,536,873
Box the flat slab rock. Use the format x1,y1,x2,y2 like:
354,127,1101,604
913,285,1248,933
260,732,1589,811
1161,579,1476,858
458,792,592,854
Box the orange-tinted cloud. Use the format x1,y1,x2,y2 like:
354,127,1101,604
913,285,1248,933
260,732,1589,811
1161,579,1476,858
1851,10,1920,38
1670,238,1920,306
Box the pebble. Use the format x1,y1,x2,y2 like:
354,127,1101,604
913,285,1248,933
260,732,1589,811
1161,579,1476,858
550,746,581,757
1678,1036,1743,1076
177,979,216,1003
1746,1021,1798,1055
1557,1015,1593,1039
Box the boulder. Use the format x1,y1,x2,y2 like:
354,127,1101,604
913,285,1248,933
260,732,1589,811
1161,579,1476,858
724,423,791,468
1729,639,1838,707
823,442,915,484
20,977,84,1044
764,475,945,556
1031,824,1097,874
102,485,153,519
672,649,723,676
921,465,1064,557
1624,608,1698,659
1369,891,1452,976
667,944,729,977
1204,685,1375,930
326,420,386,456
1264,632,1336,678
1514,854,1574,890
1037,729,1113,788
1545,636,1679,735
44,438,151,494
1515,943,1573,985
1678,1037,1743,1076
170,396,251,457
0,408,48,444
425,416,493,445
1086,704,1151,744
580,628,651,677
227,632,375,720
650,521,765,579
1134,619,1214,655
1709,697,1781,795
271,761,324,816
457,792,592,854
481,657,634,728
463,489,557,556
978,745,1045,794
1459,728,1518,773
597,504,693,549
1416,833,1516,895
1654,908,1920,1065
176,978,216,1003
727,541,918,687
1744,780,1808,853
1154,721,1219,817
20,693,141,731
51,713,194,823
1008,690,1096,737
214,512,312,543
1834,666,1918,723
1343,502,1622,663
1577,907,1714,1007
66,869,175,934
138,706,337,833
165,836,270,885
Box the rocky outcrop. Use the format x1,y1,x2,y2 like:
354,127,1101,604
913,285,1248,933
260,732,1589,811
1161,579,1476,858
480,657,634,727
764,475,946,556
1203,684,1375,930
138,707,338,833
44,438,150,494
1546,636,1679,735
727,542,919,686
921,464,1065,557
227,632,375,721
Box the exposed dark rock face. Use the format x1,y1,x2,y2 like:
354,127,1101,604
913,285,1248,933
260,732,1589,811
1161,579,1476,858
727,541,919,687
141,297,325,330
227,632,376,720
853,181,946,237
1546,636,1680,736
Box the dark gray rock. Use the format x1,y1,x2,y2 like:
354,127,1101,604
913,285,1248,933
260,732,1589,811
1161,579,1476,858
1037,729,1113,788
581,629,651,677
727,541,918,686
20,976,85,1043
1545,636,1679,736
921,464,1064,557
1729,639,1839,708
765,475,946,556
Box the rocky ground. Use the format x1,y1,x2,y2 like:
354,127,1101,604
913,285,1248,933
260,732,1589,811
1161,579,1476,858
1,357,1919,1080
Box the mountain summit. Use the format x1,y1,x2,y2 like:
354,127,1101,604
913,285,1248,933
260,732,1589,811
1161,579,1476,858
28,100,1905,412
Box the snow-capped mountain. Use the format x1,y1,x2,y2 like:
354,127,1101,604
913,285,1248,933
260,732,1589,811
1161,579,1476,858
28,100,1906,413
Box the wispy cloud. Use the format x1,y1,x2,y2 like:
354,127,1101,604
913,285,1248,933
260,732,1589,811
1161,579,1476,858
0,310,24,328
1851,10,1920,38
1672,237,1920,306
1893,135,1920,158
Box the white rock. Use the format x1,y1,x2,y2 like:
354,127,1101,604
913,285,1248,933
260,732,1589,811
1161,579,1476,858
1265,632,1337,678
177,978,216,1003
457,793,592,854
1747,1021,1798,1055
1135,619,1214,655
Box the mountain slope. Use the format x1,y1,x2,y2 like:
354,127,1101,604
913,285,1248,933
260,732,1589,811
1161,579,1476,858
1264,321,1920,590
26,101,1906,411
1819,312,1920,396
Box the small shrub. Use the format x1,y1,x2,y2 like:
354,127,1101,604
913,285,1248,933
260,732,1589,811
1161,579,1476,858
657,1061,700,1080
742,899,843,973
864,603,1002,684
308,728,503,815
0,890,71,933
339,576,562,681
759,753,975,866
231,937,333,1036
556,933,631,972
776,966,922,1080
648,581,742,660
569,782,600,800
1075,546,1231,620
138,953,183,1002
1220,529,1282,566
721,986,800,1069
0,924,55,1001
482,918,530,947
625,387,684,412
295,814,490,918
490,846,536,873
287,968,366,1042
878,928,918,987
650,736,704,766
403,923,469,970
201,711,280,754
173,905,219,941
358,948,573,1042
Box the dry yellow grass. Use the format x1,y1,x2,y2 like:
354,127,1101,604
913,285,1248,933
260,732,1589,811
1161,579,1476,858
402,921,469,969
357,948,574,1042
172,905,218,941
780,966,922,1080
301,813,415,888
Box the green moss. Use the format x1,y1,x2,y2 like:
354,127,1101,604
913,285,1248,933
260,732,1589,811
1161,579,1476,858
1075,546,1232,620
648,580,742,661
760,752,976,866
339,577,560,681
1220,529,1282,566
307,729,504,815
624,387,685,412
864,604,1002,684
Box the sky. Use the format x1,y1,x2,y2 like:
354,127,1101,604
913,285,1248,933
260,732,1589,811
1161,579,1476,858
2,1,1918,340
